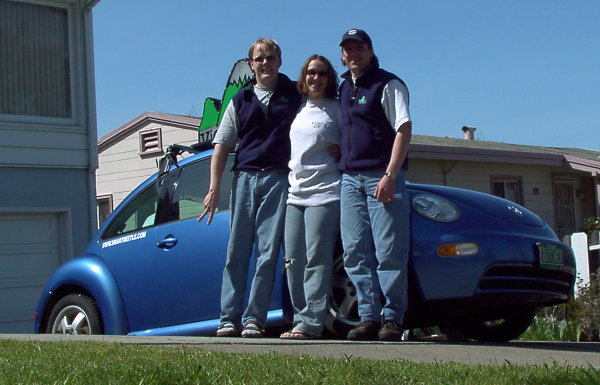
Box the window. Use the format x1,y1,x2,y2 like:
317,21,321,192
158,157,233,222
552,178,576,239
102,184,160,239
0,1,72,119
168,161,210,221
139,128,163,156
491,176,523,205
101,155,234,239
96,195,113,229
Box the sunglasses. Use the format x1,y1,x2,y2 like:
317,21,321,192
307,69,329,78
252,55,278,64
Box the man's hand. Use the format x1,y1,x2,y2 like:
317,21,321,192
198,189,220,225
198,143,231,225
374,176,396,203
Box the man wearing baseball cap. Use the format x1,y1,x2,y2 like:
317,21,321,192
338,28,412,341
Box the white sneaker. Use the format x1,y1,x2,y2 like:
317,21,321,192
241,321,264,338
216,322,239,337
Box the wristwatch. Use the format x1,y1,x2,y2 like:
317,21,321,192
384,171,397,180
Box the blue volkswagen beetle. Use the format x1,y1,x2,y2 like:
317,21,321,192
34,144,576,341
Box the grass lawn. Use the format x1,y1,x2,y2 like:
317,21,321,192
1,340,598,385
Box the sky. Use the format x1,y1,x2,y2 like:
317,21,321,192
92,0,600,151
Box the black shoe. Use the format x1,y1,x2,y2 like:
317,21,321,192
347,321,380,341
378,320,402,341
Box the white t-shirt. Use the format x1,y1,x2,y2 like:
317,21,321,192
287,98,342,207
381,79,411,130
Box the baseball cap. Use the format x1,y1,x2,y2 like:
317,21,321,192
339,29,373,47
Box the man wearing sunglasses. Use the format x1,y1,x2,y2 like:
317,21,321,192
199,38,301,338
338,29,412,341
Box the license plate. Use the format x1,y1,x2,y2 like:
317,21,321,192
537,242,565,270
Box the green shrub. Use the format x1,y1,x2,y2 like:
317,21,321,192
575,274,600,341
523,275,600,342
583,217,600,246
519,316,581,342
583,217,600,235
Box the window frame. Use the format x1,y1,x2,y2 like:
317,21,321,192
490,175,524,205
0,0,80,126
96,194,114,229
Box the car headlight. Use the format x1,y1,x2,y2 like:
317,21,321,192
411,194,460,222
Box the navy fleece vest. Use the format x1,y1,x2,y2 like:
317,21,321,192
232,74,301,171
339,65,408,171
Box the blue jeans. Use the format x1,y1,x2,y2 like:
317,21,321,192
284,201,340,336
220,170,288,327
340,170,410,324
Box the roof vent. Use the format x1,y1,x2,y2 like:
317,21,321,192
462,126,476,140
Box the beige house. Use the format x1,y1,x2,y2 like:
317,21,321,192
0,0,101,333
97,118,600,245
408,129,600,241
96,112,200,225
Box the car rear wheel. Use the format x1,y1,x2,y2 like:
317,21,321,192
325,253,359,337
452,309,536,342
46,293,103,335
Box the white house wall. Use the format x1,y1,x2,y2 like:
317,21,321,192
97,122,198,212
407,160,589,233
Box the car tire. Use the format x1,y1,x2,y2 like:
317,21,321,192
453,309,536,342
325,253,359,338
46,293,103,335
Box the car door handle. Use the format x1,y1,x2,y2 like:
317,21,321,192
157,236,178,249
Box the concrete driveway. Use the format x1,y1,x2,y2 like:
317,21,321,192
2,334,599,368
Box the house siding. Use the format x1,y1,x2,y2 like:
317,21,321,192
407,159,592,233
0,0,99,333
96,117,199,213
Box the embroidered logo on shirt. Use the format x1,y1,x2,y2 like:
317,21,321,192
358,96,367,104
313,121,329,129
276,96,289,103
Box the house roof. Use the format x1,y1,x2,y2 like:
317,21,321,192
98,112,201,153
410,135,600,176
97,111,600,177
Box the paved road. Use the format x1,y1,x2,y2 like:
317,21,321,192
2,334,599,368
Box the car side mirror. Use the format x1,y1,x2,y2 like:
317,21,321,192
157,144,200,177
158,156,172,177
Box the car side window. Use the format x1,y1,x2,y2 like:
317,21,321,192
101,154,235,238
102,182,160,239
163,155,235,222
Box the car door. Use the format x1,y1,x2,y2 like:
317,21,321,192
99,177,167,332
152,157,233,327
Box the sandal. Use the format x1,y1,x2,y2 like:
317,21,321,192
280,328,320,340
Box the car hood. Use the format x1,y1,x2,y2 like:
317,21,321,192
408,183,545,227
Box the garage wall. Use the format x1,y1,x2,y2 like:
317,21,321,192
0,0,99,334
0,167,90,333
0,211,68,332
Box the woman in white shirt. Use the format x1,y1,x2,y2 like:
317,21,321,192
280,55,341,339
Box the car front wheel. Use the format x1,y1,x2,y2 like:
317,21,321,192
452,309,536,342
46,293,103,335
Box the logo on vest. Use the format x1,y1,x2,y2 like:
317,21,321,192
276,96,290,103
358,96,367,104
